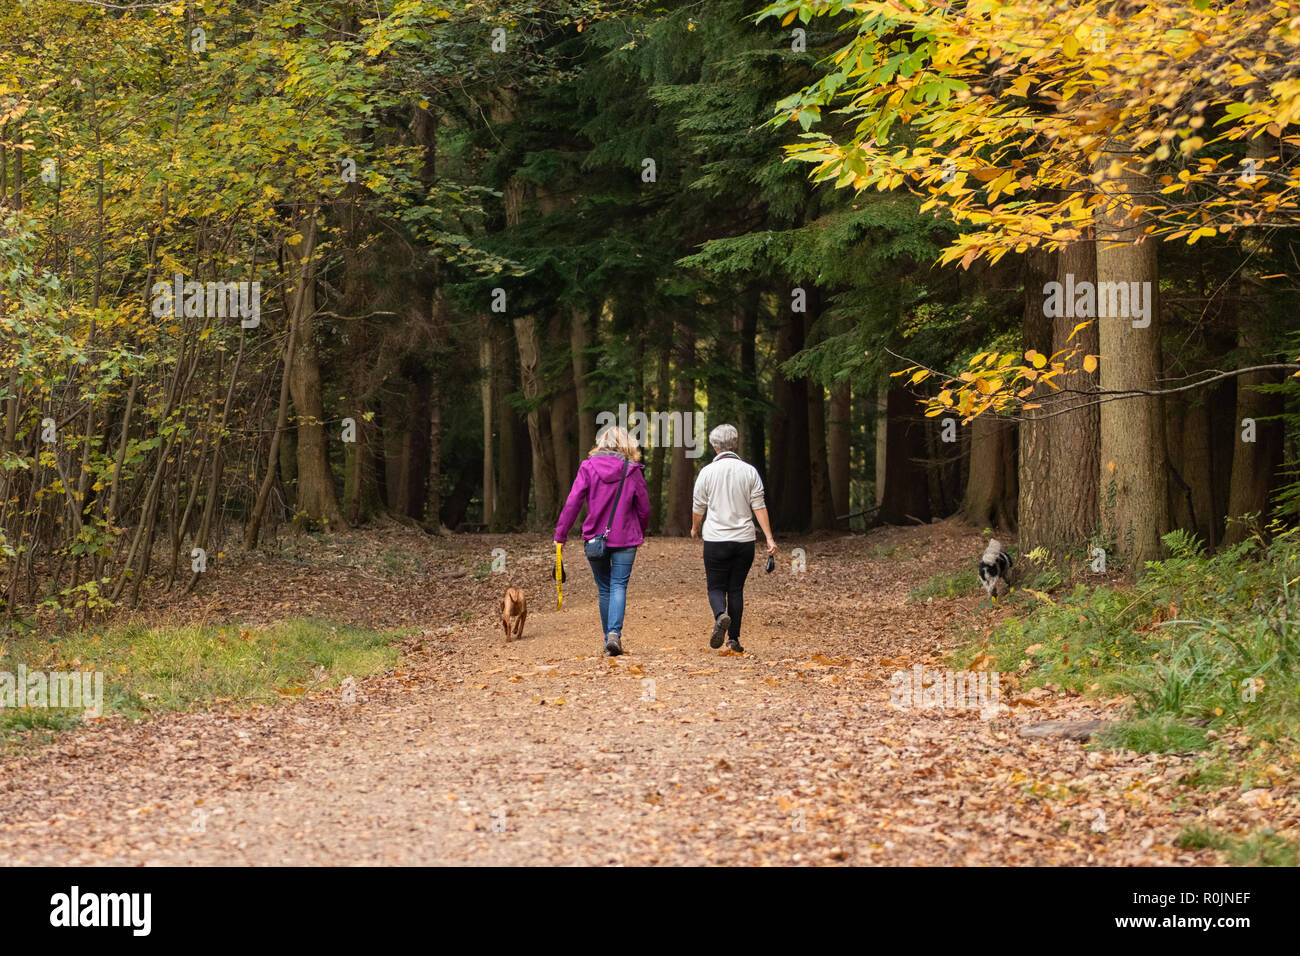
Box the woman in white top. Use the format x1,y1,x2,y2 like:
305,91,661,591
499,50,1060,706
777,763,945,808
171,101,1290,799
689,424,777,652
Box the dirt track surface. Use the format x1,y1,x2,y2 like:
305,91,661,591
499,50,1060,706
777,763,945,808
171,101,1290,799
0,521,1251,865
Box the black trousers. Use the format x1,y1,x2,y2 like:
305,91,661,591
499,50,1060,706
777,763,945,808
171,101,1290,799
702,539,755,640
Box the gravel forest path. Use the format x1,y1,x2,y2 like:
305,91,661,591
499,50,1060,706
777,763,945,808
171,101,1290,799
0,521,1240,865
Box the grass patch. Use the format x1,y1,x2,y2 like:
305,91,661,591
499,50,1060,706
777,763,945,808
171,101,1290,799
1,617,400,745
1175,825,1229,852
1176,761,1231,790
908,568,972,603
953,526,1300,780
374,546,424,577
1097,716,1209,754
1176,825,1300,866
1227,830,1300,867
0,707,81,746
950,582,1147,696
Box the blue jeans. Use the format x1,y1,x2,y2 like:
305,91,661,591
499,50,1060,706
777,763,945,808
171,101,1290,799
587,546,637,642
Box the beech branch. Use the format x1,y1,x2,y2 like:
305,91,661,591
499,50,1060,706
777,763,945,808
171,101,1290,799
883,347,1299,424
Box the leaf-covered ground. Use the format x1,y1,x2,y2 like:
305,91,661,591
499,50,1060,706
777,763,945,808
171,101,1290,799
1,521,1291,865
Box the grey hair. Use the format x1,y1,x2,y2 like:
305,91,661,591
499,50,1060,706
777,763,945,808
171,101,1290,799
709,423,739,453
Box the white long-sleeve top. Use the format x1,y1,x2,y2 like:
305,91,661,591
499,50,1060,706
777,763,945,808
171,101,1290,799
692,452,766,542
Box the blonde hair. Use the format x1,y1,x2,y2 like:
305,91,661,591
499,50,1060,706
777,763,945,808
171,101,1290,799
589,425,642,462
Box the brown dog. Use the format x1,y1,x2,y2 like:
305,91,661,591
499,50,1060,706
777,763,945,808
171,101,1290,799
500,587,527,643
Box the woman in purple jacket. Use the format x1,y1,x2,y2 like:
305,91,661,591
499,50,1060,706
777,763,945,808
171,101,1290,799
554,426,651,656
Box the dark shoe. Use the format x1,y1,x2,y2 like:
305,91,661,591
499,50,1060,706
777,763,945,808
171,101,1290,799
709,613,730,649
725,639,744,653
604,632,623,656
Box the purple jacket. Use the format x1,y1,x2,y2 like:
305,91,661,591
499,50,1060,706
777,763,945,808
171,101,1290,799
554,453,651,548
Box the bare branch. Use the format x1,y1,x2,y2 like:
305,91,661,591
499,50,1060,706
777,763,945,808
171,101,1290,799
58,1,177,9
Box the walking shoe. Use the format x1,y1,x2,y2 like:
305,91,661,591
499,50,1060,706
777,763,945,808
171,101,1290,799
604,632,624,656
709,613,731,649
725,638,744,653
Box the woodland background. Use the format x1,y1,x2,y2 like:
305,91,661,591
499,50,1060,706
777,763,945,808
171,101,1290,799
1,0,1298,626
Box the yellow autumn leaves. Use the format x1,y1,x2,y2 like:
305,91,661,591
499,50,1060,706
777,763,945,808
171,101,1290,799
895,342,1100,421
771,0,1300,264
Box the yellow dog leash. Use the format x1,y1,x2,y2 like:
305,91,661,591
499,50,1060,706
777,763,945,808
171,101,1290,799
554,543,564,610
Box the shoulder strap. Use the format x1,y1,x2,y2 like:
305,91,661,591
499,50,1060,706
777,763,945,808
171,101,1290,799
603,459,631,534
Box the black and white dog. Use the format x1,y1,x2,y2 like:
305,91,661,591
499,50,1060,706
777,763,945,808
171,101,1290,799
978,539,1012,600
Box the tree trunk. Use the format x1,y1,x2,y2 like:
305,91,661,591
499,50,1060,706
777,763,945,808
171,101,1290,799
185,331,245,593
1165,396,1214,548
649,344,670,533
513,315,559,527
342,401,378,526
1208,376,1236,542
962,412,1017,531
770,301,810,530
382,385,410,515
740,290,766,483
663,324,696,536
828,382,851,525
414,102,449,532
1045,237,1100,546
1224,326,1284,543
807,381,836,529
1097,159,1168,568
927,409,965,518
425,289,452,531
405,358,432,520
492,324,527,530
286,207,343,528
1018,247,1058,549
709,302,742,433
1224,138,1283,544
480,317,496,526
875,384,888,507
549,312,578,489
571,306,595,455
244,247,306,550
878,386,932,525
